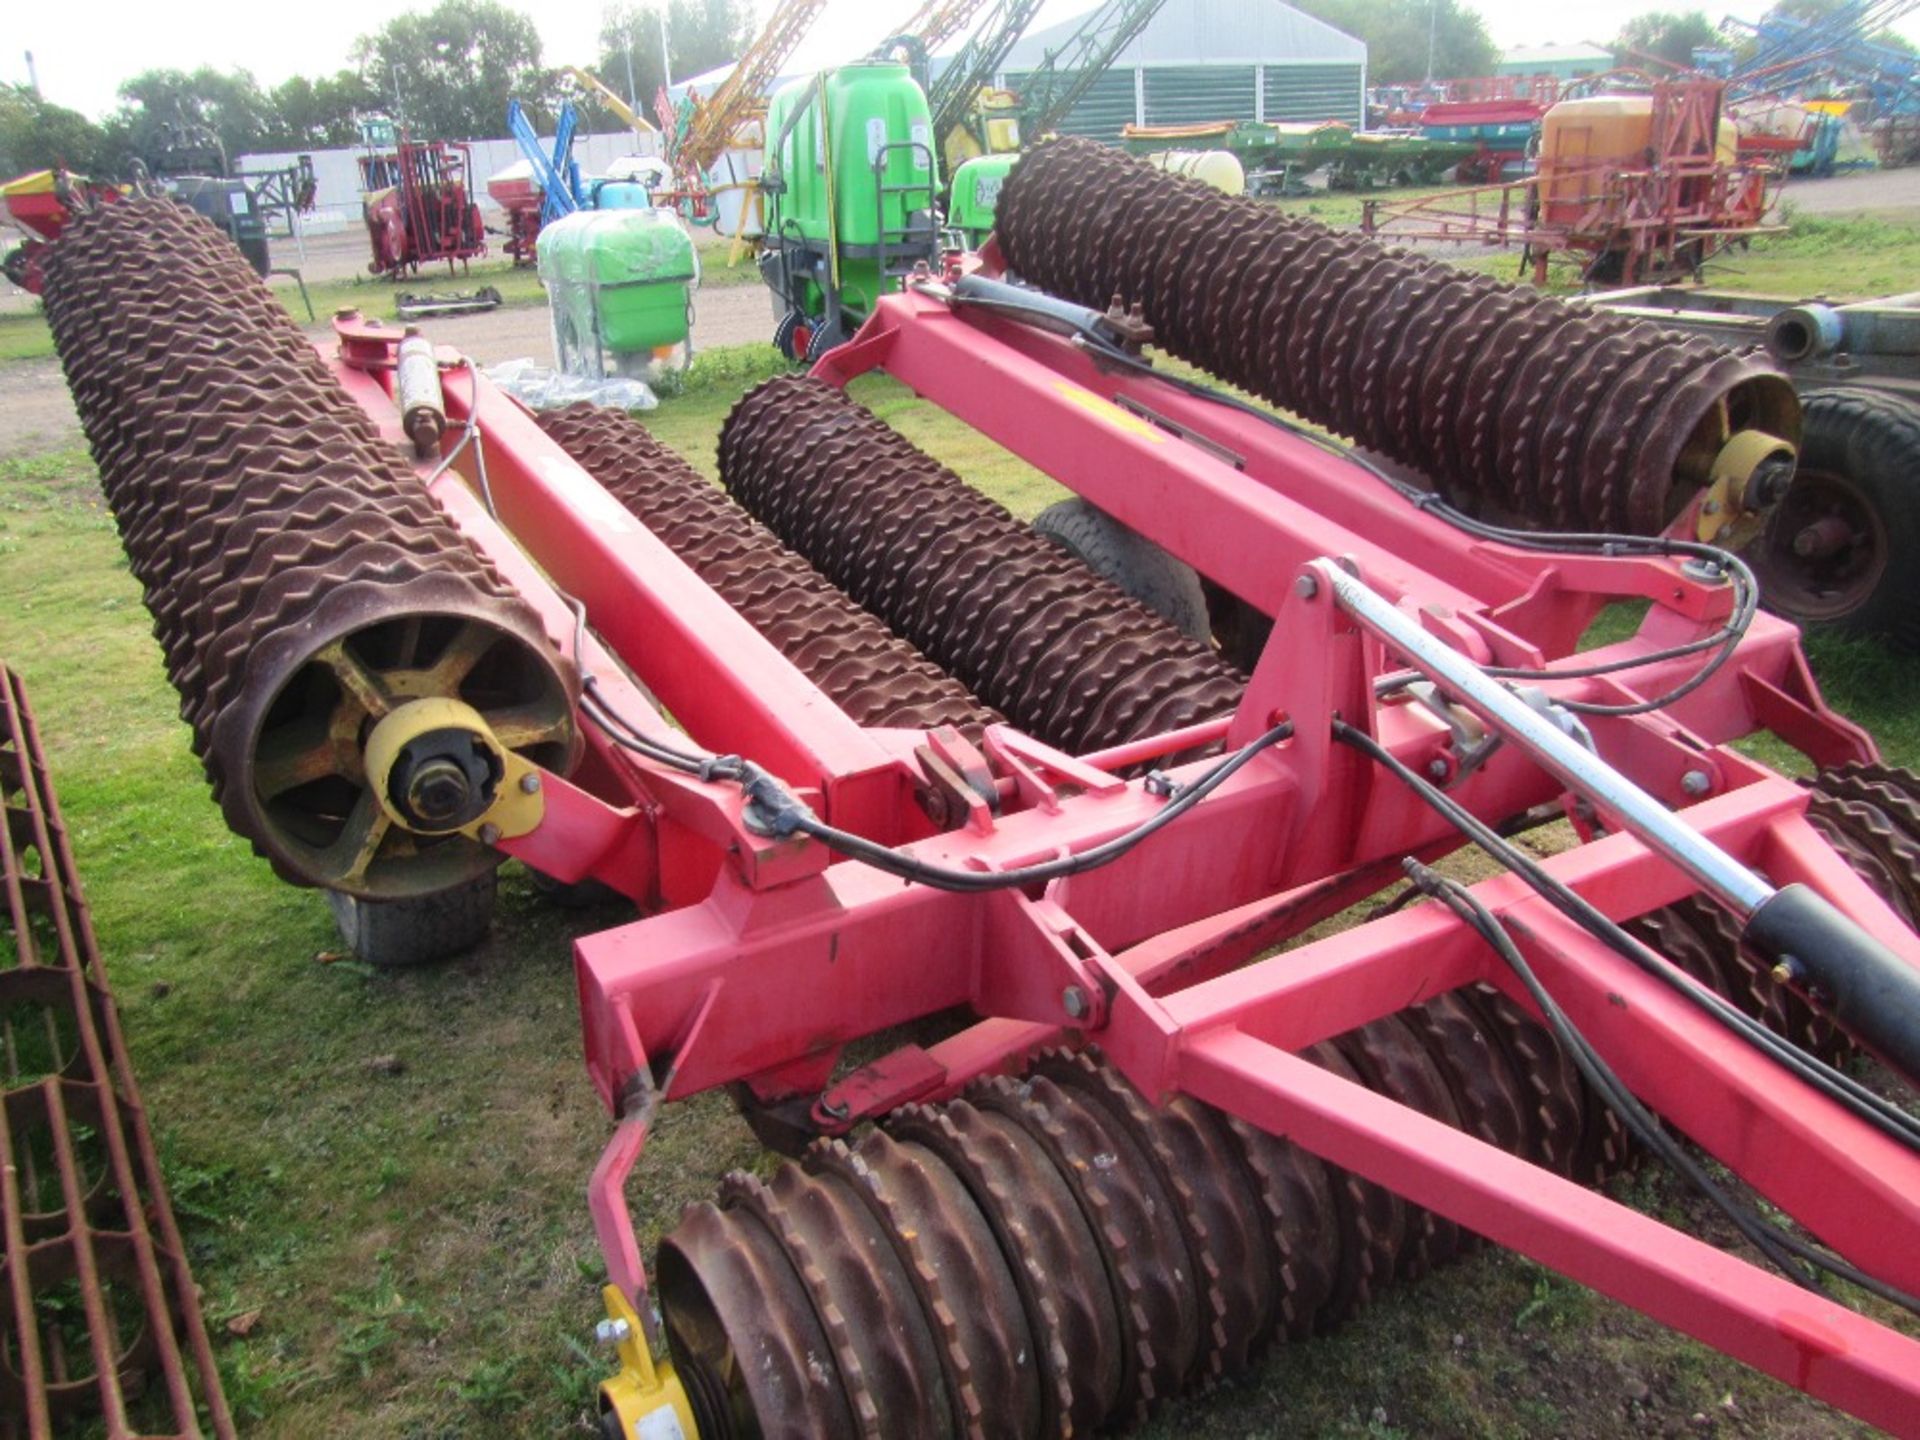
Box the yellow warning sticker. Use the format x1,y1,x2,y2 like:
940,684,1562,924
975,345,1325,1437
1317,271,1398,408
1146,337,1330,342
1053,382,1166,444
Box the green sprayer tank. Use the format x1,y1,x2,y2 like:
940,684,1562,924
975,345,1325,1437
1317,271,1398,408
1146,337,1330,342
539,208,698,378
761,62,941,356
947,153,1020,250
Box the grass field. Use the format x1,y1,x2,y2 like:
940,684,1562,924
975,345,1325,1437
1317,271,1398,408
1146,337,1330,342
3,322,1917,1436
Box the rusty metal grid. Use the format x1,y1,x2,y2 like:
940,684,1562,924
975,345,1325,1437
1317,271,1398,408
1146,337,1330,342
0,664,235,1440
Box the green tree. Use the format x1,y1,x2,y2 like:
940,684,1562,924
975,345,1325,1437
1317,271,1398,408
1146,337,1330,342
268,71,380,149
0,84,109,175
353,0,554,139
1294,0,1498,83
594,0,755,122
116,67,280,170
1614,10,1721,69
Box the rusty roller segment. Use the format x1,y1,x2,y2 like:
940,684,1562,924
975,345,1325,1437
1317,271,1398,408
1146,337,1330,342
38,194,577,899
0,665,235,1440
651,760,1920,1438
994,138,1800,536
719,376,1244,756
656,1001,1638,1440
535,404,997,734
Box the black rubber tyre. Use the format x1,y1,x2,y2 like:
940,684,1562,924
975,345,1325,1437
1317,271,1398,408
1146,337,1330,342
1751,388,1920,649
326,869,498,968
805,316,847,361
773,309,809,362
1030,497,1212,641
528,868,621,910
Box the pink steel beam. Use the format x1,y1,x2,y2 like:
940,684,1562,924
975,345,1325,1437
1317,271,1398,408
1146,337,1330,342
1179,1033,1920,1435
815,290,1736,661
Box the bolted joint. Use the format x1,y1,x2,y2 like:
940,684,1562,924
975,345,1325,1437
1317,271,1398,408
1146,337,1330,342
1061,985,1089,1020
595,1317,631,1346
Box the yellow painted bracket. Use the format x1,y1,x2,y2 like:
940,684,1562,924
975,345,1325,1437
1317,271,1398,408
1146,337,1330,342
598,1286,699,1439
1697,429,1797,548
363,697,545,842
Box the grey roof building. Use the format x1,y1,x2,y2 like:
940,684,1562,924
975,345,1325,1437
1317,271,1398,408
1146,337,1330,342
991,0,1368,137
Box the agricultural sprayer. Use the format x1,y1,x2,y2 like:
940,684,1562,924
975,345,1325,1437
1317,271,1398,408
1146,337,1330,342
25,142,1920,1439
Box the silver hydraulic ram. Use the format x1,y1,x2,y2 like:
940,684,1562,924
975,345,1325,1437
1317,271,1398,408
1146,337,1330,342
1311,556,1920,1078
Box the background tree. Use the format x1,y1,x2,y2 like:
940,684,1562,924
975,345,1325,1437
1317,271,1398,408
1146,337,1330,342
353,0,554,138
1613,10,1722,69
591,0,755,126
0,85,109,176
1293,0,1498,83
267,71,379,149
115,67,279,169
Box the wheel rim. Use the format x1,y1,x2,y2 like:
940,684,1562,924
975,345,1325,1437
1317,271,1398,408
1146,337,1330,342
1750,463,1889,624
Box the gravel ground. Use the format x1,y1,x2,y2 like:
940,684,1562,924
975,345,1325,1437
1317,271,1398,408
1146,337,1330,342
1777,165,1920,214
0,283,777,457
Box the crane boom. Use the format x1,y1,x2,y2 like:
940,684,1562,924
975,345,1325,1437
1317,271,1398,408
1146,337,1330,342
565,66,659,135
678,0,828,177
928,0,1047,146
897,0,997,56
1016,0,1169,135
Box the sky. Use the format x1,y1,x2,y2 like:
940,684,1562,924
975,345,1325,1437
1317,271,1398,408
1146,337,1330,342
10,0,1920,122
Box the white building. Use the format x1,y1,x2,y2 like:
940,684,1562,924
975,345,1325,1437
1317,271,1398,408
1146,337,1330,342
991,0,1368,137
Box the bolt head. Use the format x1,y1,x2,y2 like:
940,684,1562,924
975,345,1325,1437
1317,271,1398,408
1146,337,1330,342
478,822,503,845
1427,757,1450,781
407,759,472,822
595,1317,631,1346
1295,574,1320,600
519,772,542,794
1061,985,1089,1020
1680,769,1711,797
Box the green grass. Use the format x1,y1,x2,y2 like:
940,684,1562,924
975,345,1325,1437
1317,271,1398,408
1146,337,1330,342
3,325,1914,1432
0,309,51,362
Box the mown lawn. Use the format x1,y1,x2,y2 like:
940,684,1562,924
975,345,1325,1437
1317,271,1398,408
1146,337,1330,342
3,328,1915,1436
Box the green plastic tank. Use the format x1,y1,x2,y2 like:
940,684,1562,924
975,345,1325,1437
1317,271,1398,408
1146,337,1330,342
538,208,698,376
763,62,940,336
947,153,1019,250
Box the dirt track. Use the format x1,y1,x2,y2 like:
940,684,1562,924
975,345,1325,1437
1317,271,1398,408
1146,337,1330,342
0,284,776,458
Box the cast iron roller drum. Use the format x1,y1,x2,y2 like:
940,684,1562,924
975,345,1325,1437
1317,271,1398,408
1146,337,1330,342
39,188,581,902
209,576,577,900
993,138,1801,538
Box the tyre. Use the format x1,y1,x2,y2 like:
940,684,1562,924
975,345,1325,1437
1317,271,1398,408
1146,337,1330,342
1750,388,1920,649
326,869,498,968
805,316,848,361
1031,497,1211,641
528,868,621,910
773,309,811,362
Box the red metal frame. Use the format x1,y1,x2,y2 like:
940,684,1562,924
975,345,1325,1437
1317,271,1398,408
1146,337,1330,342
326,295,1920,1433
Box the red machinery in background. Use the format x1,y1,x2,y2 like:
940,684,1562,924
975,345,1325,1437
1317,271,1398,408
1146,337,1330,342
360,136,487,278
1365,77,1784,285
33,147,1920,1440
1,169,122,293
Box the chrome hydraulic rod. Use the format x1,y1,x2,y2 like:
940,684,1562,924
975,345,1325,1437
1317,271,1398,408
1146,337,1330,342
1311,557,1920,1078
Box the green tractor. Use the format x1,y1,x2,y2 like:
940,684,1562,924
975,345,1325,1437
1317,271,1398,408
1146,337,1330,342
760,61,943,360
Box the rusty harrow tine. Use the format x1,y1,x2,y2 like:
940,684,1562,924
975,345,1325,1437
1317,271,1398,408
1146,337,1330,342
0,665,236,1440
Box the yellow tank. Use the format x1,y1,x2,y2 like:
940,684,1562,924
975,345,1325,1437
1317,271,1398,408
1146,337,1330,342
1538,96,1653,226
1145,149,1246,196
